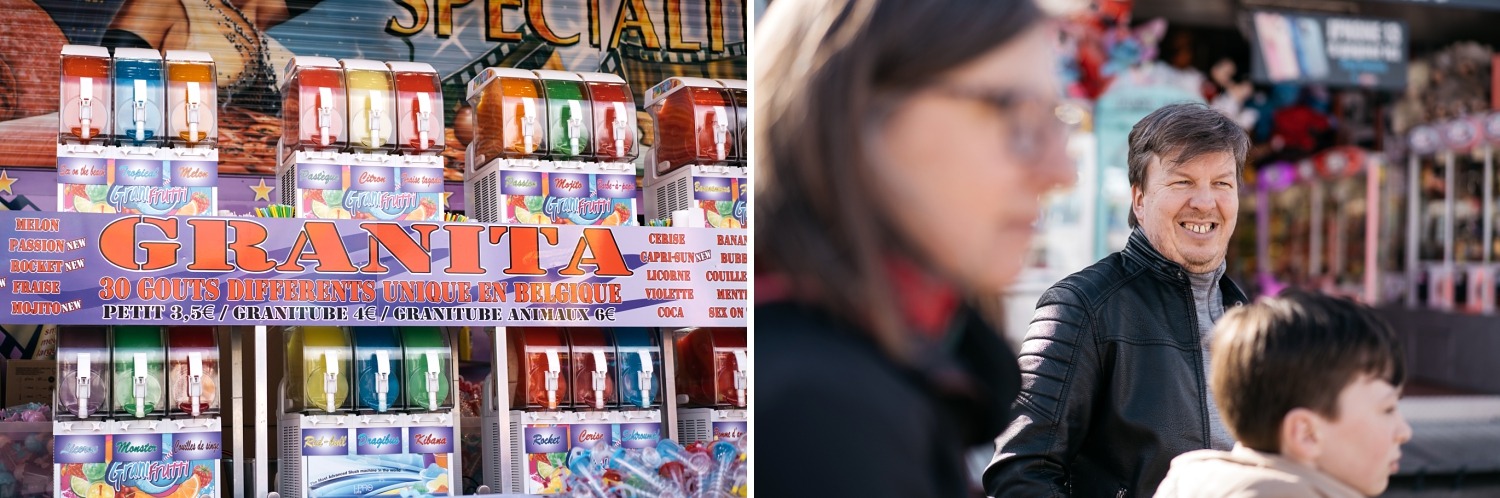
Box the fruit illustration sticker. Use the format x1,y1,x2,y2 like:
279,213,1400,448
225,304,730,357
503,171,635,226
298,163,350,219
59,434,218,498
57,156,112,213
523,425,569,494
397,166,444,222
166,160,218,217
693,176,746,229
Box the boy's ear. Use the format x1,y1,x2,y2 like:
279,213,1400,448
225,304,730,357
1280,408,1325,466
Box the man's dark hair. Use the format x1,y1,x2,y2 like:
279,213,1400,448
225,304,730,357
1210,291,1406,453
1126,102,1249,228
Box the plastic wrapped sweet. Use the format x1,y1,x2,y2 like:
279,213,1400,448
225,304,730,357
112,326,166,419
59,45,111,144
113,48,165,146
164,50,217,147
561,438,747,498
167,326,219,416
57,326,109,419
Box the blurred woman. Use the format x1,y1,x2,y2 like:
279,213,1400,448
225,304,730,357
756,0,1076,496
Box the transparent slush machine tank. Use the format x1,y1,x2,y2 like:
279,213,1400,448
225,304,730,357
167,326,219,417
286,326,352,413
676,327,748,408
580,72,639,162
281,56,347,155
353,327,404,413
648,77,734,175
112,326,166,419
113,48,165,146
387,61,445,154
164,50,218,147
59,45,112,144
341,59,397,153
612,328,661,409
58,326,110,419
467,68,547,165
533,69,592,159
507,327,570,410
717,79,747,167
401,327,451,411
568,328,617,410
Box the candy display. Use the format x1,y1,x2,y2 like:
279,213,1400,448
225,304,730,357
561,438,747,498
112,48,165,146
388,62,445,154
58,45,111,144
164,50,217,147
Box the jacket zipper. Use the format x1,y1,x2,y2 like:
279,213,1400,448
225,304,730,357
1177,269,1212,449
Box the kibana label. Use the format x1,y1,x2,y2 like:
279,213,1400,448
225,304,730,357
502,171,635,226
58,433,218,498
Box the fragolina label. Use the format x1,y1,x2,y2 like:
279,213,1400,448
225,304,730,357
504,171,635,226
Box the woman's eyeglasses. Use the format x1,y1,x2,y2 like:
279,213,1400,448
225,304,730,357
928,85,1073,163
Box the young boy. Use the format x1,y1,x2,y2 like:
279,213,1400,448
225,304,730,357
1155,292,1412,497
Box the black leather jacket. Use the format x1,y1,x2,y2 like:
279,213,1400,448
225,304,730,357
983,230,1249,498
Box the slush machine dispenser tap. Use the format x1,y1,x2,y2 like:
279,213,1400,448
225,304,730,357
133,79,148,142
424,351,440,411
186,82,201,144
324,351,340,413
521,98,537,154
733,350,748,408
188,352,204,417
567,100,583,156
636,350,654,409
375,349,391,412
367,90,384,149
77,353,93,419
416,92,432,150
713,106,729,162
133,353,149,418
78,78,94,141
544,349,560,410
318,87,334,147
612,102,629,158
591,350,607,410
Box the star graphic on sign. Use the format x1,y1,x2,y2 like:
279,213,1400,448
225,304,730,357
443,191,454,206
0,170,16,195
249,178,275,202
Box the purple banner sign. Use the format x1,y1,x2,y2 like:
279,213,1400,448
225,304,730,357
115,159,164,187
548,173,590,199
170,161,218,187
298,163,342,190
712,421,747,442
692,176,735,202
113,433,165,462
407,426,454,454
350,165,395,192
502,170,543,196
399,167,445,193
355,427,405,455
524,425,568,454
303,428,351,456
572,423,613,449
57,157,109,185
595,174,637,199
618,423,661,449
169,432,224,460
55,434,107,463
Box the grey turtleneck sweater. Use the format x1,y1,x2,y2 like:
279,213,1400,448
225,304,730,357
1189,262,1235,451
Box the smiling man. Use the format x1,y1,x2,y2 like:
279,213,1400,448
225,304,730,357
986,103,1251,497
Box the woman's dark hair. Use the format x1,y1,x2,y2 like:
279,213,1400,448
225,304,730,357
754,0,1045,360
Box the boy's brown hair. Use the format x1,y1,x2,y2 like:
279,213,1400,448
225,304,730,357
1210,291,1405,453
